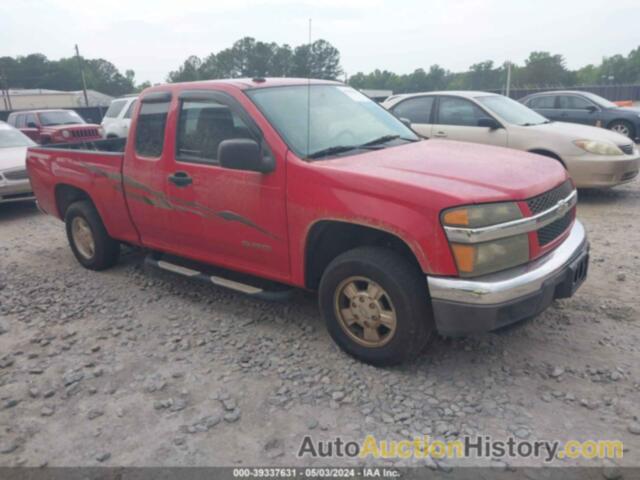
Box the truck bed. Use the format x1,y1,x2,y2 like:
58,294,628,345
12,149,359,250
26,136,140,245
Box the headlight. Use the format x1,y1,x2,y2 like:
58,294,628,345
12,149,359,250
61,130,71,139
98,126,104,136
573,140,622,156
442,203,530,277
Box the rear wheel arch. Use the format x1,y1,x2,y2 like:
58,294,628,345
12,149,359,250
304,220,425,290
55,184,94,219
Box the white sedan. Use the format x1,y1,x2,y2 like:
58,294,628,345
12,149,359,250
383,91,640,188
0,121,36,203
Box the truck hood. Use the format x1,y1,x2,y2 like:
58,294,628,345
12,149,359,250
0,146,28,171
528,121,632,145
320,139,568,205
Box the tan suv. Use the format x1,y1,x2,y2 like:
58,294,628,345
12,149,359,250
383,91,639,188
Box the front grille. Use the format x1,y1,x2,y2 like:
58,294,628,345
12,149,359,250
619,144,634,155
3,169,28,181
537,212,573,246
526,180,573,214
71,128,99,138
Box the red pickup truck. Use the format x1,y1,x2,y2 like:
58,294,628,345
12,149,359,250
8,109,103,145
26,78,589,365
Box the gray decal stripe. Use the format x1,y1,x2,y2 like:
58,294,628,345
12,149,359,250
75,163,278,240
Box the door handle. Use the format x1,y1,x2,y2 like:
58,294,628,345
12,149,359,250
168,171,192,187
433,131,447,138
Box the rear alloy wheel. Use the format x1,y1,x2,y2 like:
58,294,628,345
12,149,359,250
608,120,635,140
65,200,120,270
319,246,433,366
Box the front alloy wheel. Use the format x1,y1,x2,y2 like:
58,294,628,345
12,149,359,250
319,246,434,366
334,276,397,348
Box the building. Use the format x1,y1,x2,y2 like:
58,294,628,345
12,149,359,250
0,89,113,112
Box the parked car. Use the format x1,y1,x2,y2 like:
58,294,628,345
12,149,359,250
520,90,640,141
0,121,36,204
26,78,589,365
383,91,639,188
7,109,103,145
101,96,138,138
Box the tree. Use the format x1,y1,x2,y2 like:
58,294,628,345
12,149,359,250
516,51,569,87
290,40,342,79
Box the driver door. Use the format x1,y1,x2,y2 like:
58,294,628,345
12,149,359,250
432,96,508,147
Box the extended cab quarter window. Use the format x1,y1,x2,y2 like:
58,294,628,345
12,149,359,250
176,99,255,164
437,97,491,127
134,100,170,157
392,96,434,124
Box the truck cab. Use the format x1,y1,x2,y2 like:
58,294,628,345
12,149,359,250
26,78,589,365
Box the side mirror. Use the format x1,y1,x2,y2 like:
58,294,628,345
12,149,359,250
399,117,412,128
27,122,38,128
586,105,598,113
478,118,501,130
218,138,274,173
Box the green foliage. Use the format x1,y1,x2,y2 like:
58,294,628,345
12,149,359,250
0,53,136,96
167,37,342,82
348,46,640,93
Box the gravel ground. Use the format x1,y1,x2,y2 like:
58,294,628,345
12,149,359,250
0,180,639,471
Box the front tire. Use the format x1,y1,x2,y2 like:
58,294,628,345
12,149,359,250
319,247,434,366
608,120,635,140
65,200,120,270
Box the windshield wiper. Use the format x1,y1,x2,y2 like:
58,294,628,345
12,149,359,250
307,145,360,159
360,135,418,147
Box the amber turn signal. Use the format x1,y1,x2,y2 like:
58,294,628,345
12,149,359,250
450,243,476,273
442,208,469,226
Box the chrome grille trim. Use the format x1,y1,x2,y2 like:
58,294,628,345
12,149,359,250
444,189,577,244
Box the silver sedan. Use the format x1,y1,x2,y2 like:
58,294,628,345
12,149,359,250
0,121,36,203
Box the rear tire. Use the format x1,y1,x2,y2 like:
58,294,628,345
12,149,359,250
64,200,120,270
319,246,434,366
608,120,635,140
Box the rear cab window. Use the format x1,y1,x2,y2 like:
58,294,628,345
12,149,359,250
134,96,170,158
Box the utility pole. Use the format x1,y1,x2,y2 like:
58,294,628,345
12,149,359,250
75,44,90,107
505,61,512,98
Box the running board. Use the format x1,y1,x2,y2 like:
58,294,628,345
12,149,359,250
145,254,293,302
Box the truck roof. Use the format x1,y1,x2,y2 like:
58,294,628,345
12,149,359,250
148,77,341,92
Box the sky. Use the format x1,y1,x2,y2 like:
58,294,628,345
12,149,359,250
1,0,639,85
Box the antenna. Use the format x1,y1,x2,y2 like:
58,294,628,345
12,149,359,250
306,18,312,158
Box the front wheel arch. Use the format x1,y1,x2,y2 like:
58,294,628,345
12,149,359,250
528,149,566,168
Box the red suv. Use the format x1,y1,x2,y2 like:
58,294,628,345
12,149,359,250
7,109,103,145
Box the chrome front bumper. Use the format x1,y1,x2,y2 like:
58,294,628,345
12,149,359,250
427,220,589,336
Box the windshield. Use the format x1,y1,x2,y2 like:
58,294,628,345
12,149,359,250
246,85,418,159
0,124,36,148
39,111,85,126
476,95,550,126
580,92,618,109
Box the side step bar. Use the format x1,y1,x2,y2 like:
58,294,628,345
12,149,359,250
145,254,294,302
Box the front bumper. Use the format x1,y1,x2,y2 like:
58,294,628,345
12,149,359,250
0,176,34,203
428,220,589,336
564,153,640,188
